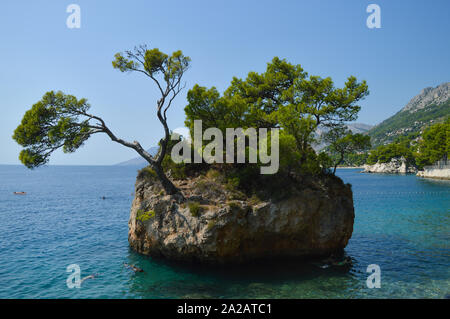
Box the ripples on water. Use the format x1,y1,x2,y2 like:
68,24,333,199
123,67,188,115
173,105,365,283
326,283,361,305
0,165,448,298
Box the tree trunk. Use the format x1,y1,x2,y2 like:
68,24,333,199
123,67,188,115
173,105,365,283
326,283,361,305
152,163,179,195
333,153,344,174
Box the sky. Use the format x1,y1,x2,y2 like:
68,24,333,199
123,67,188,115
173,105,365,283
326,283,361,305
0,0,449,165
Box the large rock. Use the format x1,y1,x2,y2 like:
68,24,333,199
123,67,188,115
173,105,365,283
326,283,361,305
128,174,355,264
401,82,449,113
363,156,417,174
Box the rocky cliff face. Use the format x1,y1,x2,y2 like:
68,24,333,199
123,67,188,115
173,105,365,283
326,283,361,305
402,83,449,113
363,156,417,174
128,173,355,264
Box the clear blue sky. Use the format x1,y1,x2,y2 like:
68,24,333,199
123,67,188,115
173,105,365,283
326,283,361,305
1,0,449,165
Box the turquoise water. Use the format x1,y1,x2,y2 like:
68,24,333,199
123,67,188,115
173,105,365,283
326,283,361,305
0,165,448,298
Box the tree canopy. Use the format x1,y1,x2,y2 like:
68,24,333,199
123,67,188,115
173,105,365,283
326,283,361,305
184,57,369,176
13,51,369,196
13,45,190,195
13,91,97,168
324,127,371,173
366,136,416,165
415,118,449,168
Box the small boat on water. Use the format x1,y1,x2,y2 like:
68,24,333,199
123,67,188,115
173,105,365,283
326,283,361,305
13,192,26,195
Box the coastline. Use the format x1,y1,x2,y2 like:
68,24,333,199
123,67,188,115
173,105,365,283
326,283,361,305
416,167,450,180
416,175,450,181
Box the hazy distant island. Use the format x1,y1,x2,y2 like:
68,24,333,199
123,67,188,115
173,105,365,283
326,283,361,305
116,147,159,168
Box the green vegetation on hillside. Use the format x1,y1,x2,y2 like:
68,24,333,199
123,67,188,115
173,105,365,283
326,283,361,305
366,135,416,165
368,99,449,146
415,118,449,168
366,119,449,169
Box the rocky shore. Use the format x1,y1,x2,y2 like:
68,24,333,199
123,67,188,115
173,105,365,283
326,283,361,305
362,157,417,174
417,168,450,180
128,171,355,264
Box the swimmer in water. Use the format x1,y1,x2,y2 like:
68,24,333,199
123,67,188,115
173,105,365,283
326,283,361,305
80,273,99,285
316,254,352,268
14,192,26,195
124,263,144,273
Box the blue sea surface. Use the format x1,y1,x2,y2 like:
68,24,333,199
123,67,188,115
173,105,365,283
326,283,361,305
0,165,448,298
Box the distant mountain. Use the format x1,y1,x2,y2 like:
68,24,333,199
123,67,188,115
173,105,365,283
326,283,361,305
115,147,159,167
313,123,373,151
312,123,373,151
368,82,450,146
346,123,373,134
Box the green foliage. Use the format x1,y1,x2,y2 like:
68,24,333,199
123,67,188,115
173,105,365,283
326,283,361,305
207,219,217,230
136,209,155,222
184,57,368,177
317,152,334,171
324,127,371,171
12,91,94,168
248,194,262,206
13,44,191,197
277,131,302,173
188,202,203,217
334,152,369,167
111,45,191,195
161,133,207,180
162,155,188,180
364,120,449,168
195,177,223,196
367,136,415,165
137,166,158,181
368,100,450,146
205,169,222,181
415,118,449,168
112,46,190,82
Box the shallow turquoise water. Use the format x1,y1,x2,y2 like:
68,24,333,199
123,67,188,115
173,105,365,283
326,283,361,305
0,165,448,298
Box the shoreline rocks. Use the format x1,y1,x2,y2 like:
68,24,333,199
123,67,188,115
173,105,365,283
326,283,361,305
417,168,450,180
128,173,355,264
362,157,417,174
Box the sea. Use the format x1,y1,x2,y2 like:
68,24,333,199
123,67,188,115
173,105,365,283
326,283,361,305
0,165,448,298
